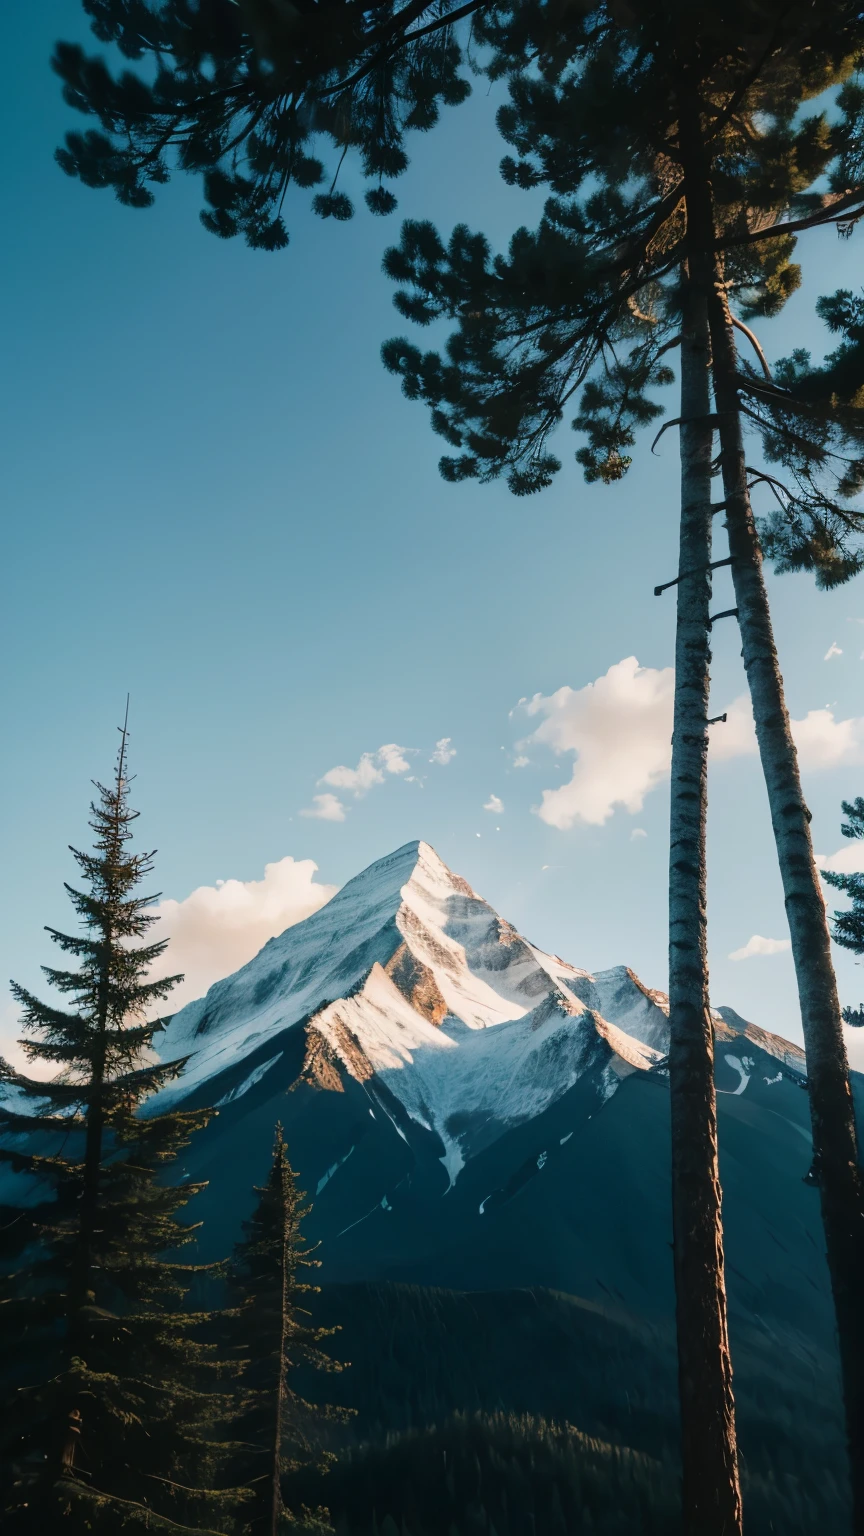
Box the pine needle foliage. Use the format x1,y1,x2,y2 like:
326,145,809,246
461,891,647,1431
381,2,864,578
52,0,473,249
0,717,244,1534
226,1126,349,1536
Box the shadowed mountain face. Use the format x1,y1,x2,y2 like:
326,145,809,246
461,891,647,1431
2,840,858,1528
147,841,844,1332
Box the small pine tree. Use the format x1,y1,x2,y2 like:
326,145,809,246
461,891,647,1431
227,1126,348,1536
0,715,243,1534
824,796,864,1028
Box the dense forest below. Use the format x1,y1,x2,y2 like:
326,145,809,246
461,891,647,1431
287,1282,849,1534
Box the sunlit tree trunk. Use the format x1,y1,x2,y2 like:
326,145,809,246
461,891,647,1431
667,135,742,1524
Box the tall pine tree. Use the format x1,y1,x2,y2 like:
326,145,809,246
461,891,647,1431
226,1125,347,1536
0,714,243,1534
379,8,864,1524
45,2,864,1525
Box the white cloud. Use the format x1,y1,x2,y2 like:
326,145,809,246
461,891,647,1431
148,856,338,1010
521,657,864,834
631,827,648,840
521,657,675,828
729,934,792,962
430,737,456,765
513,755,530,769
484,794,504,813
707,695,758,760
792,709,864,769
0,859,339,1071
709,694,864,771
301,793,347,822
815,843,864,874
321,742,412,796
825,642,843,660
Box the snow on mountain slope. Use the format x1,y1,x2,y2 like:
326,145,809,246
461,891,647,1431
300,962,618,1184
152,840,804,1181
153,841,659,1139
568,965,671,1052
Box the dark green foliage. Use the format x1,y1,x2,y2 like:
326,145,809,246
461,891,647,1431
0,722,242,1533
226,1126,348,1534
53,0,472,248
307,1282,850,1534
775,67,864,444
824,797,864,1026
380,3,864,584
55,4,864,578
288,1412,680,1536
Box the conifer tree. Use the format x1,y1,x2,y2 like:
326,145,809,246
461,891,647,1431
47,1,864,1525
226,1125,346,1536
0,715,243,1534
378,9,864,1524
824,797,864,1029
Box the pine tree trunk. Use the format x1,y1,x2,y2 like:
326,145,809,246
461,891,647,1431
71,993,108,1322
667,242,742,1534
706,274,864,1532
271,1199,289,1536
64,967,109,1476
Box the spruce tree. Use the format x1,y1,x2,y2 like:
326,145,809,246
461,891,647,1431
226,1125,347,1536
824,797,864,1029
0,716,242,1534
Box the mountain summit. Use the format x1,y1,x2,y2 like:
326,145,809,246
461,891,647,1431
149,839,837,1300
157,839,677,1176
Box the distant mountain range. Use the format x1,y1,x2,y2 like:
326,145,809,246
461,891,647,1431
152,841,836,1287
5,839,861,1531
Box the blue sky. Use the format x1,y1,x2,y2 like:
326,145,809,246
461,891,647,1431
3,3,864,1069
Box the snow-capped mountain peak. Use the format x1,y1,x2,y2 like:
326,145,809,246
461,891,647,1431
152,840,804,1182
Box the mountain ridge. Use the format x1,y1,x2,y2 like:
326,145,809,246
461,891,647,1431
154,838,808,1169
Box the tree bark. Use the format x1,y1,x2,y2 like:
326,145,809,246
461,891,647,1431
675,87,864,1529
271,1167,289,1536
668,217,742,1532
706,271,864,1532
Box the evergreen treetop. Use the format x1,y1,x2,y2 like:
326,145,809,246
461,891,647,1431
227,1124,348,1535
0,717,244,1533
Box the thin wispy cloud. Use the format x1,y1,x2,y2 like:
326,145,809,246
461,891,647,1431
825,641,843,660
484,794,504,813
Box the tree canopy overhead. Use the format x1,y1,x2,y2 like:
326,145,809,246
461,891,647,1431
54,0,477,247
381,1,864,580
